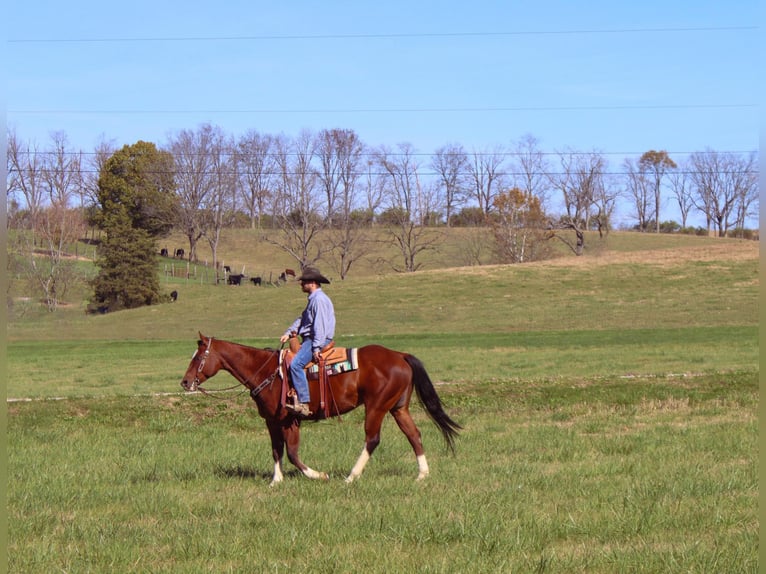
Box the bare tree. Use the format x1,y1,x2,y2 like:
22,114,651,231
431,143,469,227
316,128,364,227
236,130,275,229
731,151,758,235
623,157,654,231
667,160,695,228
467,145,506,216
24,205,86,311
377,143,420,219
8,130,89,310
376,145,441,272
548,150,607,255
363,155,386,222
168,123,223,261
42,131,82,208
511,134,552,209
202,133,239,282
7,129,46,232
689,149,758,237
266,130,328,269
317,129,371,279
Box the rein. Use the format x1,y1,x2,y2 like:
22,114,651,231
193,337,280,401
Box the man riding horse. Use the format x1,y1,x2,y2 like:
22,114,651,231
279,267,335,417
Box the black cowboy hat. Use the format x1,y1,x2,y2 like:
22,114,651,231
298,267,330,284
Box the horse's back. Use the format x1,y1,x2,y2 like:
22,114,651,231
357,344,408,365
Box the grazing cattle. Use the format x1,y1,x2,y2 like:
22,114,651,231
174,248,185,259
160,248,169,257
279,272,286,282
223,265,231,274
170,290,178,302
250,276,262,286
227,274,244,286
284,268,296,278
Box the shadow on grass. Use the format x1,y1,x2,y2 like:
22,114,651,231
213,463,304,482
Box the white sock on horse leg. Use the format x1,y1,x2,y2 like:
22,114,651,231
345,448,371,483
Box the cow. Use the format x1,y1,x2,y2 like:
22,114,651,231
227,274,244,286
250,277,262,286
174,248,185,259
160,248,169,257
284,268,296,278
170,290,178,302
223,265,231,274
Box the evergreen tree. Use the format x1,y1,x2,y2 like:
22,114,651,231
91,221,162,310
90,141,177,312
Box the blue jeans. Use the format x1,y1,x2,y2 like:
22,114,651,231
290,337,332,403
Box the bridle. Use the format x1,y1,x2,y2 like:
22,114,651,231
189,337,280,400
188,337,213,393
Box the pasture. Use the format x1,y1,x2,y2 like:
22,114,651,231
6,232,759,573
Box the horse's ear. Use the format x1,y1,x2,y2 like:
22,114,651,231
198,331,205,340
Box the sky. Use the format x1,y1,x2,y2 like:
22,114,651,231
6,0,761,227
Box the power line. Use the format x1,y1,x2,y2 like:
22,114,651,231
9,103,757,115
9,25,757,44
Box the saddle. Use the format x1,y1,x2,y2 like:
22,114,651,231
280,339,358,418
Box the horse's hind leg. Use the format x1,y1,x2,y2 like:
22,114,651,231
345,409,386,484
390,406,430,480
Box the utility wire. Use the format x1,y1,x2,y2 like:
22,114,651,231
9,103,757,115
9,25,757,43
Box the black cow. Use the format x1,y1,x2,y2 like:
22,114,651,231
174,248,185,259
223,265,231,274
160,248,169,257
250,277,262,286
170,290,178,302
227,274,244,286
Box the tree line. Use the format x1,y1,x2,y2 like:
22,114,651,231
6,125,759,312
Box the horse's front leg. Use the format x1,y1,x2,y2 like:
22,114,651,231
265,420,286,487
284,421,329,481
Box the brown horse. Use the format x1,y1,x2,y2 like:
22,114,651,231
181,333,460,485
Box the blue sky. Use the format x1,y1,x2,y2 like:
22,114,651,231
6,1,760,225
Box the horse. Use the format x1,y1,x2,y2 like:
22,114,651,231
180,333,461,485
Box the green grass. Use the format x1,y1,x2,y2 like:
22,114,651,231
6,326,758,399
6,230,759,572
8,372,757,573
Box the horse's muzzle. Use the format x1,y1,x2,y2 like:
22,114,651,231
181,378,199,392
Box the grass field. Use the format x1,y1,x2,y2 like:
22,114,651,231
6,231,759,573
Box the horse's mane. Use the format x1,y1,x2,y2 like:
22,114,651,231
212,338,279,354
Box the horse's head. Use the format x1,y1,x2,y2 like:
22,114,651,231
181,333,220,392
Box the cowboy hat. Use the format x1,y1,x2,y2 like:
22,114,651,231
297,267,330,284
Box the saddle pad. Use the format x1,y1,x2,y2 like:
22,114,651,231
308,347,358,376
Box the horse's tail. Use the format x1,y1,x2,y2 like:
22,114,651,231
404,354,462,453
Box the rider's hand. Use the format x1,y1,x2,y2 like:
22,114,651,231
280,334,289,344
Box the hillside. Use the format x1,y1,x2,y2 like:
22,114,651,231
7,231,758,343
